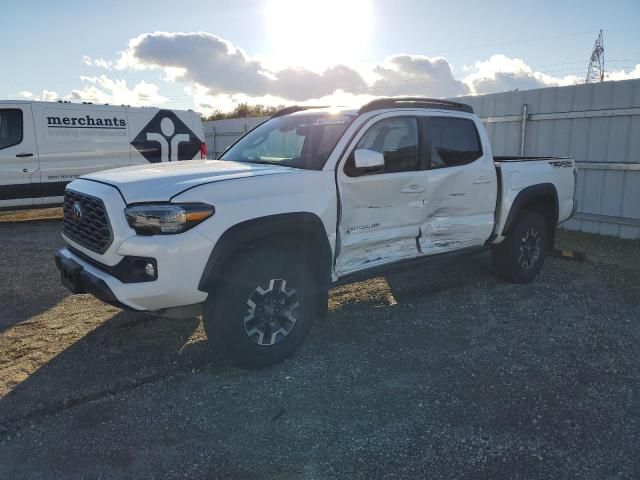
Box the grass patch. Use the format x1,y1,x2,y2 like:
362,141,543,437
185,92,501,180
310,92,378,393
0,208,63,223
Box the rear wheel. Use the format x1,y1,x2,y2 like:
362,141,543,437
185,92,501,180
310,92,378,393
492,211,549,283
203,248,320,368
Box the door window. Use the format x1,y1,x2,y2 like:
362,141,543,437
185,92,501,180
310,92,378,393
345,117,419,175
0,109,23,150
424,117,482,168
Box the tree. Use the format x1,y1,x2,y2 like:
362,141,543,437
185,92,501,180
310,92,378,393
202,103,281,121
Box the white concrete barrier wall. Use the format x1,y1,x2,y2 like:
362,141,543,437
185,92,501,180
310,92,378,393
456,79,640,239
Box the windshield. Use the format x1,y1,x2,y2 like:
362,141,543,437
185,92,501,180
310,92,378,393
219,113,355,170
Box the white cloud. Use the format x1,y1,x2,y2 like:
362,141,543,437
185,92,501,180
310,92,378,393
68,75,167,106
184,85,242,114
371,55,470,98
82,55,113,69
30,32,640,113
115,31,369,101
19,77,166,107
19,90,59,101
188,84,378,117
606,64,640,81
114,32,471,101
464,54,580,94
114,32,597,105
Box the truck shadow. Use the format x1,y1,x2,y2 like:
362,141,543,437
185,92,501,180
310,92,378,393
384,251,494,303
3,246,638,477
0,220,68,333
329,251,494,312
0,310,219,432
0,252,494,435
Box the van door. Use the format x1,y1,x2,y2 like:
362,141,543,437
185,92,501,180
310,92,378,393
0,104,40,209
34,104,130,204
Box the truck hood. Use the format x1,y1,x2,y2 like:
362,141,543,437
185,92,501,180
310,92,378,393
82,160,296,203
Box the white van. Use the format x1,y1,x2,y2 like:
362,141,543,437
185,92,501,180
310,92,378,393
0,100,206,210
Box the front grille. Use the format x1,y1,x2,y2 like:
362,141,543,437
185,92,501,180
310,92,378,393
63,190,113,254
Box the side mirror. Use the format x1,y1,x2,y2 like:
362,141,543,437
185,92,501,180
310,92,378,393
354,149,384,170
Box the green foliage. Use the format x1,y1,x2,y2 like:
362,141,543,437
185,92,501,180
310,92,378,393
202,103,281,121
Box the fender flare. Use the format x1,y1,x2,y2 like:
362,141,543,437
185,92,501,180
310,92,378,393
502,183,559,236
198,212,333,293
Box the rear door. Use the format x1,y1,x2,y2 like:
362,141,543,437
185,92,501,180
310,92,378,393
335,116,426,275
0,104,40,209
418,116,497,253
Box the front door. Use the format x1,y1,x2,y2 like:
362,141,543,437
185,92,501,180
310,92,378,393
335,116,426,275
0,105,40,209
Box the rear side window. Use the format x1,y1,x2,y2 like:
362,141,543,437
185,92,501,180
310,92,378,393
346,117,419,175
424,117,482,168
0,109,23,150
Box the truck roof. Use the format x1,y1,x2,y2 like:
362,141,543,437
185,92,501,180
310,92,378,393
286,107,359,117
274,97,474,119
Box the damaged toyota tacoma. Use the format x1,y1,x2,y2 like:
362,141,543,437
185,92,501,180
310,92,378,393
55,98,577,367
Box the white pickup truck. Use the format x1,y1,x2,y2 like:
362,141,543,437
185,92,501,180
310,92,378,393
55,98,577,367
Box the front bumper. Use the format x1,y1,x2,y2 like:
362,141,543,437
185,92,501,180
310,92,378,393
55,224,214,311
55,252,136,310
57,178,217,312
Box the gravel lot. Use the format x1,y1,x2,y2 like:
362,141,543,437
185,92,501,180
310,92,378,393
0,215,639,479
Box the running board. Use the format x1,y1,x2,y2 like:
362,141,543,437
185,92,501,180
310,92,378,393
333,246,488,286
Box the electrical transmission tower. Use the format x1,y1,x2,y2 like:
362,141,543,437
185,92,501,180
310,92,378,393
586,30,605,83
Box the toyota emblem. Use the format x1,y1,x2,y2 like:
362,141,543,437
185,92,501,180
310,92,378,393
72,201,83,224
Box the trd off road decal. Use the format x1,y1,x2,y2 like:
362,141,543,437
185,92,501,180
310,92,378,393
548,160,573,168
131,110,200,163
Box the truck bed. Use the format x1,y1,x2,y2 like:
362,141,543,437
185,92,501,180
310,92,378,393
494,156,571,162
492,156,577,241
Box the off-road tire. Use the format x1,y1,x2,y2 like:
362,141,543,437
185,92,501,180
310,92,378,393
203,248,319,368
492,211,549,283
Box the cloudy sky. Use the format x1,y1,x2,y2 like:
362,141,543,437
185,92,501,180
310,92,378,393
2,0,640,114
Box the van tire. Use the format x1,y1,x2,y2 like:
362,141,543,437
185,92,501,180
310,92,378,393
203,248,319,368
492,211,548,283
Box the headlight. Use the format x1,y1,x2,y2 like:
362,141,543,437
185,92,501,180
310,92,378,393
124,203,214,235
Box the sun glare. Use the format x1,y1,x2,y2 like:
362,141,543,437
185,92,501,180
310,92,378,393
265,0,373,71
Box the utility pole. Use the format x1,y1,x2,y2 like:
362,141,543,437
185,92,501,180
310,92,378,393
586,30,605,83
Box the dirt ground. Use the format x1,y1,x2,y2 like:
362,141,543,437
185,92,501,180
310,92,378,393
0,214,639,479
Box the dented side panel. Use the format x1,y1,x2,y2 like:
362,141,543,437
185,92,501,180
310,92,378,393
334,108,499,276
419,157,497,254
335,171,425,275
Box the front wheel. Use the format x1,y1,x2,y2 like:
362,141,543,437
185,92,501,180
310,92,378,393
203,248,321,368
492,211,549,283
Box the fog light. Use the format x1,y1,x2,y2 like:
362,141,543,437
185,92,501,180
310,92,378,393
144,262,156,278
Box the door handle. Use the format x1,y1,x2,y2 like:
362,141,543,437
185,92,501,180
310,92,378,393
16,153,34,158
401,184,425,193
473,177,491,185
